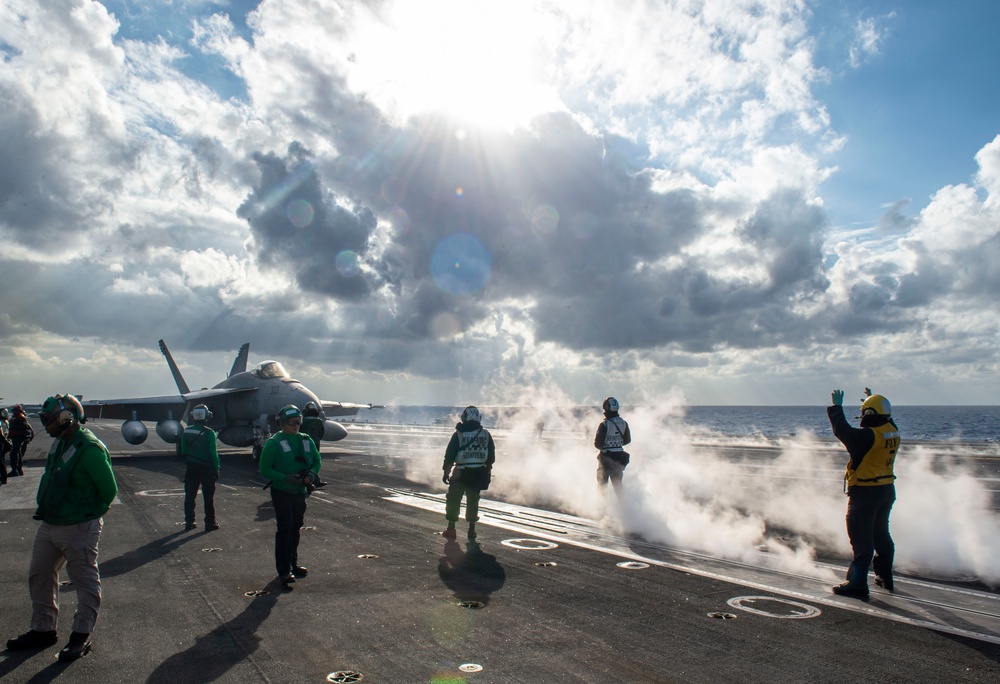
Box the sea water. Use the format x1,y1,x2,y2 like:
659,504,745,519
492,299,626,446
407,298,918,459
348,405,1000,443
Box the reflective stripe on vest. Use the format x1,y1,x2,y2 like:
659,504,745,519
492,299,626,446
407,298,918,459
602,417,627,452
279,437,312,454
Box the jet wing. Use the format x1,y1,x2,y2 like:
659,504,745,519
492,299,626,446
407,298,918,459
84,387,256,422
320,401,383,417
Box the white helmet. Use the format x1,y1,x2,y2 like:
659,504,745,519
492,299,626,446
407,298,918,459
461,406,481,423
191,404,213,422
602,397,620,413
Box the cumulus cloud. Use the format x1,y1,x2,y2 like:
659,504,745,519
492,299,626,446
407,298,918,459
0,0,998,406
849,13,895,68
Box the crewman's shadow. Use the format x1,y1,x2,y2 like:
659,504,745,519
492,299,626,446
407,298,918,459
0,647,68,684
99,531,195,579
254,500,274,522
145,578,281,684
2,653,71,684
437,541,506,606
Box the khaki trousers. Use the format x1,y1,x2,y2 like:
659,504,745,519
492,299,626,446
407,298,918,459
29,518,104,634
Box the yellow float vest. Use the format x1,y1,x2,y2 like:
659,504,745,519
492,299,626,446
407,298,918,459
845,422,899,488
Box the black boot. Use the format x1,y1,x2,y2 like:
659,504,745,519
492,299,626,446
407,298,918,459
832,582,870,600
874,575,895,592
57,631,92,661
7,629,58,650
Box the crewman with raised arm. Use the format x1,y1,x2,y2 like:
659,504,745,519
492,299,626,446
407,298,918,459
828,387,900,599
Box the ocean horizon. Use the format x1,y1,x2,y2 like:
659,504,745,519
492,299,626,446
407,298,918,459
345,404,1000,444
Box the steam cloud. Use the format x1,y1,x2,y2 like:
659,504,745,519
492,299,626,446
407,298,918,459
398,394,1000,587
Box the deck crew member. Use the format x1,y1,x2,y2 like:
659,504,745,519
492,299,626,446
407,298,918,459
6,394,117,662
8,404,34,476
259,405,321,586
181,404,220,531
594,397,631,494
442,406,495,542
828,388,899,599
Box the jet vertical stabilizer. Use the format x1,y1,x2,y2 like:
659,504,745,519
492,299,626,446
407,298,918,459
158,339,191,395
229,343,250,377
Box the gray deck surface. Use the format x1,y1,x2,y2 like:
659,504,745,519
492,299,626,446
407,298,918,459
1,421,998,683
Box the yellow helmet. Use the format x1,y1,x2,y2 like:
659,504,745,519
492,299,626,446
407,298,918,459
861,393,891,417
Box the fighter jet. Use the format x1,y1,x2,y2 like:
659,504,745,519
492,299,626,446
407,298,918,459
81,339,378,457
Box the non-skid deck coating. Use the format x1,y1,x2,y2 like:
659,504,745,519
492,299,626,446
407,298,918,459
0,420,997,683
385,488,1000,645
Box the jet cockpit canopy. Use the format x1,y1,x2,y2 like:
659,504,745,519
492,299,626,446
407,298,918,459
250,360,289,379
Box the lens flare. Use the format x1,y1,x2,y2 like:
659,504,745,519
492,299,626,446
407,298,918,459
381,177,405,205
286,199,314,228
335,250,360,277
530,203,559,235
431,233,491,296
387,206,411,234
253,161,314,220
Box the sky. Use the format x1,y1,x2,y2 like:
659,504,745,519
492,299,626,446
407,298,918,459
1,0,1000,408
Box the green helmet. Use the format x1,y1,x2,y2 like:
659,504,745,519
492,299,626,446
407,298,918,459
40,394,85,427
277,405,302,423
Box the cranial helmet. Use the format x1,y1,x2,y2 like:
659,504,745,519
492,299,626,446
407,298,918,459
461,406,481,423
39,394,85,428
602,397,620,413
861,394,891,417
277,405,302,423
12,404,25,415
191,404,212,422
0,408,8,420
303,402,320,417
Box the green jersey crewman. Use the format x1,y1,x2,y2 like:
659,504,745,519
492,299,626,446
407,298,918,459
181,404,221,531
259,405,322,586
7,394,117,662
300,402,328,490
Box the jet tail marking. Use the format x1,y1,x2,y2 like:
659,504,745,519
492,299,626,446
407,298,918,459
229,343,250,377
158,339,191,395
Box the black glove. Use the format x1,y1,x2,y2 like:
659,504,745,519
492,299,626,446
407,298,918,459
442,472,451,485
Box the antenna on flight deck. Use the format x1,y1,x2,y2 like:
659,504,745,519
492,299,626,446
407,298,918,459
158,339,191,395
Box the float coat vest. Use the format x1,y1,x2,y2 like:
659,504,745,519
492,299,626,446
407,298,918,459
182,424,217,468
600,417,628,452
453,428,491,468
845,421,899,488
35,428,113,525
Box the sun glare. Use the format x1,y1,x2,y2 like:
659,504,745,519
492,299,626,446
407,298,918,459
347,1,562,129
